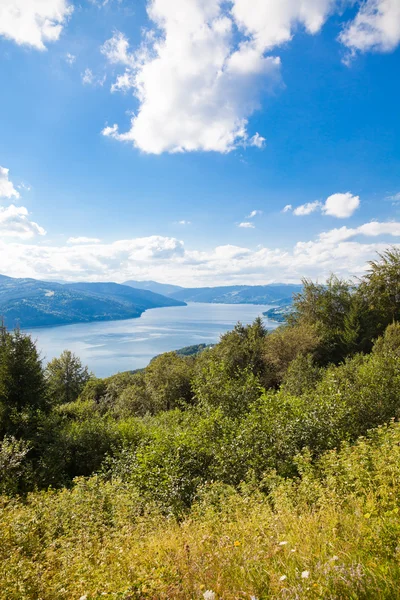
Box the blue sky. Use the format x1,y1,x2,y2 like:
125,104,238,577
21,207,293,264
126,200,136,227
0,0,399,285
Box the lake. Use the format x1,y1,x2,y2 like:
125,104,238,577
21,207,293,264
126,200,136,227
26,302,279,377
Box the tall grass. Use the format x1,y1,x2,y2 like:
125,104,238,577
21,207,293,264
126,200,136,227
2,421,400,599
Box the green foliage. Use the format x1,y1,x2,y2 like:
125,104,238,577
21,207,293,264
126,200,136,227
211,317,269,381
0,435,30,494
372,321,400,357
359,248,400,337
0,328,47,440
3,423,400,598
56,415,121,480
193,357,261,416
281,352,322,395
144,351,195,412
290,275,354,363
79,377,107,404
112,373,151,418
45,350,91,405
165,343,211,357
263,322,321,384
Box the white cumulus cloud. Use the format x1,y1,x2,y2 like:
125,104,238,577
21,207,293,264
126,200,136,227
0,167,20,200
101,1,282,154
322,192,360,218
0,0,73,50
318,220,400,244
0,205,46,239
246,210,263,218
290,192,360,218
340,0,400,56
231,0,335,50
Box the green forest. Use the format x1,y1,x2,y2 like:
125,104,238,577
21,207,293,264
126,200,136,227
2,249,400,599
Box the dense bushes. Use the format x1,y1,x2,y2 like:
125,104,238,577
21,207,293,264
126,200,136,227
3,422,400,599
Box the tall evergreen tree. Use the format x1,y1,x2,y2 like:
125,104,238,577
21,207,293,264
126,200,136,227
0,328,47,439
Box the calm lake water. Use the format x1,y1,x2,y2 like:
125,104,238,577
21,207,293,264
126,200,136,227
26,302,278,377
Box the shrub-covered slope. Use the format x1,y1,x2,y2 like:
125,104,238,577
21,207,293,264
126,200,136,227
2,422,400,599
2,250,400,598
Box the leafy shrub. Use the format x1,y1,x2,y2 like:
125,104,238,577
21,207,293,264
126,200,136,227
0,435,30,494
263,322,321,384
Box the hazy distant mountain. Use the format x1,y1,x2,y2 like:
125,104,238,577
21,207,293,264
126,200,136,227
167,283,302,305
0,275,185,329
124,280,184,296
124,280,302,305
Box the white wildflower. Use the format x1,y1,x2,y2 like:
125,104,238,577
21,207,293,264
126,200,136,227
301,570,310,579
332,555,339,561
203,591,216,600
279,575,287,581
278,541,288,546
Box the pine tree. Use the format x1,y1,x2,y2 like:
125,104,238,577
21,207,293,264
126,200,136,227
0,328,47,439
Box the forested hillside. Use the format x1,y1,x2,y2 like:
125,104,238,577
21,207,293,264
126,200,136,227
0,275,185,328
2,249,400,599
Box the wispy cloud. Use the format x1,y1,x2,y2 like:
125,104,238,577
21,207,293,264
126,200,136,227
246,210,262,219
67,237,101,245
387,192,400,203
65,53,76,65
293,201,322,216
81,68,106,86
238,222,255,229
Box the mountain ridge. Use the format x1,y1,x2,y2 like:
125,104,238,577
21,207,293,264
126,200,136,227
124,281,303,305
124,280,184,296
0,276,185,329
